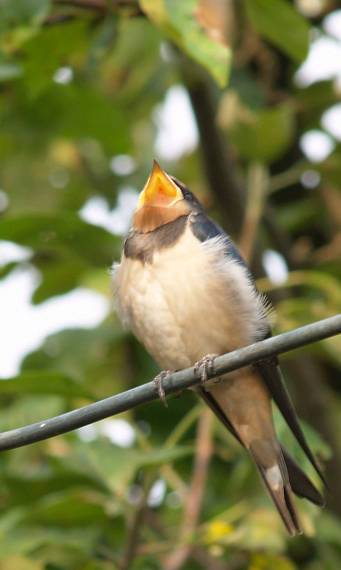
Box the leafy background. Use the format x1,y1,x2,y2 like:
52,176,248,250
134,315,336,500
0,0,341,568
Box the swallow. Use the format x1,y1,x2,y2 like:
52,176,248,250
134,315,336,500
113,161,325,535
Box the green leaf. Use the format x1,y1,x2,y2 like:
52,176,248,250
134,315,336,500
0,520,100,558
87,16,118,71
0,396,65,431
245,0,309,63
0,62,22,82
70,441,140,494
9,82,131,155
138,445,194,466
32,250,88,304
277,198,319,231
229,103,295,162
318,145,341,187
0,555,44,570
238,508,287,550
274,408,332,465
21,323,126,387
315,511,341,545
0,371,93,399
249,553,296,570
0,213,119,266
72,439,193,494
23,491,107,527
21,20,89,98
0,0,50,30
2,463,107,506
296,81,341,128
0,262,19,280
0,0,51,52
140,0,231,86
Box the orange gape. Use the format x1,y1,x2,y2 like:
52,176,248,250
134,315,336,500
133,161,190,232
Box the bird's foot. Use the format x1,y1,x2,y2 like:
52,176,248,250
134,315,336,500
153,370,171,407
194,354,218,388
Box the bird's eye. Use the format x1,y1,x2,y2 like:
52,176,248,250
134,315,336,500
181,187,192,201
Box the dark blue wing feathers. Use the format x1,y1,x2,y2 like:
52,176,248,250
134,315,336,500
189,212,247,268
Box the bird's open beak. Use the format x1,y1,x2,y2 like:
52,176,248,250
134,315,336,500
137,161,183,209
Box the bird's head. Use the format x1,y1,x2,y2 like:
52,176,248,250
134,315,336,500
133,161,201,233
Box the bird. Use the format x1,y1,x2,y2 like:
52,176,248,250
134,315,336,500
113,160,325,536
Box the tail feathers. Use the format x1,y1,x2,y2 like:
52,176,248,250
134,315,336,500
249,441,302,536
282,446,325,507
256,361,326,485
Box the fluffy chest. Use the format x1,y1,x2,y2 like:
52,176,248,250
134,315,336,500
113,228,267,370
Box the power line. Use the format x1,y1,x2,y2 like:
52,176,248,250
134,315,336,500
0,314,340,452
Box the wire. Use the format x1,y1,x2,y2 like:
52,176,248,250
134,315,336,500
0,314,340,452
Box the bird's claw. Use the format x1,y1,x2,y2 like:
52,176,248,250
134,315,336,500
153,370,171,407
194,354,218,388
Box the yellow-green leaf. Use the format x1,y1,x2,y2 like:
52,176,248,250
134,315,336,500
140,0,231,86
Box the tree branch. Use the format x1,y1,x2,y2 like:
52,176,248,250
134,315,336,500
0,315,339,452
53,0,107,10
184,71,265,277
186,76,245,237
164,408,213,570
47,0,143,24
239,162,269,262
119,473,152,570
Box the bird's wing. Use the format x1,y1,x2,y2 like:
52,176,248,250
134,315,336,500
190,212,325,484
254,357,326,484
190,211,247,268
198,386,243,444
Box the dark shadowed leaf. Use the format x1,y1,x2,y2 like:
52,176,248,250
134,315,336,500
229,103,295,162
0,371,94,399
23,491,108,527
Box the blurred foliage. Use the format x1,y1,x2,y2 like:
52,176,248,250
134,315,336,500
0,0,341,569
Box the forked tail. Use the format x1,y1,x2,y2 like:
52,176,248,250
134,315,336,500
249,440,302,536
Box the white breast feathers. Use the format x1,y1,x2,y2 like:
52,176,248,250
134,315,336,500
112,227,269,371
